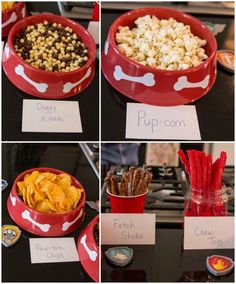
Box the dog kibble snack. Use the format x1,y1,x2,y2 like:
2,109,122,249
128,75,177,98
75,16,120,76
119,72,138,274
115,15,208,70
14,21,89,72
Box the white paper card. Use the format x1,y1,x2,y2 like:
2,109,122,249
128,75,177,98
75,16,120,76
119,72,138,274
101,213,156,245
87,21,99,44
29,238,79,263
22,99,82,133
184,217,234,250
126,103,201,140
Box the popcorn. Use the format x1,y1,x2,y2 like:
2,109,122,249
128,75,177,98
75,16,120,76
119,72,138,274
115,15,208,70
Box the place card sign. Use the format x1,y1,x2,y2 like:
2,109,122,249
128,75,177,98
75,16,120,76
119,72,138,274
29,238,79,264
22,99,82,133
101,213,156,245
184,217,234,250
125,103,201,140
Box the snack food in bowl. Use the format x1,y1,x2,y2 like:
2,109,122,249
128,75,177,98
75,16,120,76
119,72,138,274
17,170,84,213
7,167,86,236
2,14,96,99
14,21,89,72
102,8,217,106
77,215,99,282
2,2,26,37
115,15,208,70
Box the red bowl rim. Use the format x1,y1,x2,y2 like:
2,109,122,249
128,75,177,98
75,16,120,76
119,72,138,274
108,7,217,75
11,167,86,217
89,214,99,249
7,13,96,76
107,188,148,198
2,2,25,16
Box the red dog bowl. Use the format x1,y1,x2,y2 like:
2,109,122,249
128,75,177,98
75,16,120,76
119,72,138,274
107,189,148,213
77,215,99,282
2,2,26,37
2,14,96,99
102,8,217,106
7,167,86,237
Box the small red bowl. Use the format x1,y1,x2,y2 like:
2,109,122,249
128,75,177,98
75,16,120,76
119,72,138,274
2,2,26,37
102,7,217,106
2,14,96,99
77,215,99,282
7,167,86,237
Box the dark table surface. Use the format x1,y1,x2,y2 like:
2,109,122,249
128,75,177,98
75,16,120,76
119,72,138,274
101,10,234,141
2,2,99,141
2,143,99,282
102,228,234,282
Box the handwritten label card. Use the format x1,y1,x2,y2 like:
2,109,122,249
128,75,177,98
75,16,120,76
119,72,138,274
126,103,201,140
22,99,82,133
184,217,234,250
101,213,156,245
29,238,79,264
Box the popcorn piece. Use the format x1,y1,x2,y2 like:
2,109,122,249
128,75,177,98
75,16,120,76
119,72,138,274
115,15,208,70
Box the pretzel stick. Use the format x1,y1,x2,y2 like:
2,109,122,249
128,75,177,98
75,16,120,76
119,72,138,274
119,178,127,196
129,166,136,195
104,176,112,192
110,175,119,195
133,168,142,195
123,173,130,195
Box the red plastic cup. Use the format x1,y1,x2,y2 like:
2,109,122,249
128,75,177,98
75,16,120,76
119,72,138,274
107,189,148,213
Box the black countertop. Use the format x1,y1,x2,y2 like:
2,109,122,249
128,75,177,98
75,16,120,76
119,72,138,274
102,228,234,282
2,2,99,141
2,143,99,282
101,10,234,141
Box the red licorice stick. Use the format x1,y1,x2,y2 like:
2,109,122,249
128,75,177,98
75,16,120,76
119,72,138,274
206,154,212,190
187,150,198,215
187,150,196,188
202,152,207,189
178,150,190,174
205,154,212,215
212,158,221,189
200,152,208,215
219,151,227,186
210,151,227,215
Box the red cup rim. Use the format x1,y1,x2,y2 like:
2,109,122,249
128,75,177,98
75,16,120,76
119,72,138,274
108,7,217,75
106,188,148,198
7,13,96,76
2,2,24,16
11,167,86,217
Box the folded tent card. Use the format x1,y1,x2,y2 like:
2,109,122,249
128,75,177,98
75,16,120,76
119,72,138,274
179,150,234,250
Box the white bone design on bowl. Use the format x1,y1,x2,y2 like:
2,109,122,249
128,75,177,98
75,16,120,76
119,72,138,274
174,75,210,91
62,208,83,231
21,210,50,232
113,65,155,87
15,65,48,93
4,43,10,59
63,67,92,93
21,6,26,18
104,40,109,55
10,193,16,206
81,234,97,261
2,12,17,28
